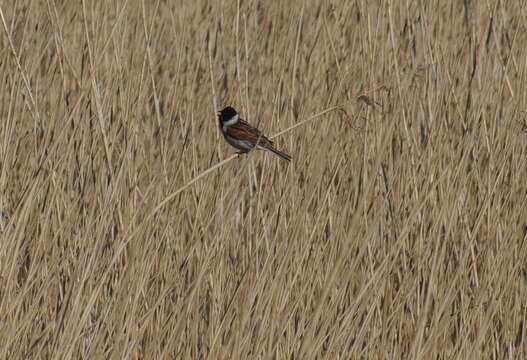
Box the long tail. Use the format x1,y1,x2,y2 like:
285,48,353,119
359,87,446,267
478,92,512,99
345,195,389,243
260,145,292,161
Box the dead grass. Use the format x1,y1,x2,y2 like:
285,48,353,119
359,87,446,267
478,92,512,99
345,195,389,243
0,0,526,358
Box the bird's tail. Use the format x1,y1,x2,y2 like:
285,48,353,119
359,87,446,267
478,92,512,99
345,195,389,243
262,146,292,161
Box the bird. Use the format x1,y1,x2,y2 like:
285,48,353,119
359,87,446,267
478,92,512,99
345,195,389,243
217,106,291,161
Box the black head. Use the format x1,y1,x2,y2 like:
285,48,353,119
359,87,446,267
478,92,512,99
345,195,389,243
218,106,238,124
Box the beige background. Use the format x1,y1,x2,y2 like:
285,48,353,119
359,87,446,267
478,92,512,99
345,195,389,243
0,1,525,358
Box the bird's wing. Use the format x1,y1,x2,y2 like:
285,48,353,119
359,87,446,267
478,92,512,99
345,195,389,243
226,120,274,146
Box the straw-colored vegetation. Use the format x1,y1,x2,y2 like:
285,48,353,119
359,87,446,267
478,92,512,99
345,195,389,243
1,1,526,358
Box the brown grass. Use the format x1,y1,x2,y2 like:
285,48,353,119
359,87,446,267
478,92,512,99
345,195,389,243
0,1,526,358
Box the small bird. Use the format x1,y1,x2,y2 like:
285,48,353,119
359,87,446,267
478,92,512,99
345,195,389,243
218,106,291,161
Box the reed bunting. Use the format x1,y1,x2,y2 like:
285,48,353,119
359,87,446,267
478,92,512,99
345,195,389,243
218,106,291,161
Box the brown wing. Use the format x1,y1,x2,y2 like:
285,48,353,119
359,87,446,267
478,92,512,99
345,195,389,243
225,119,274,147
